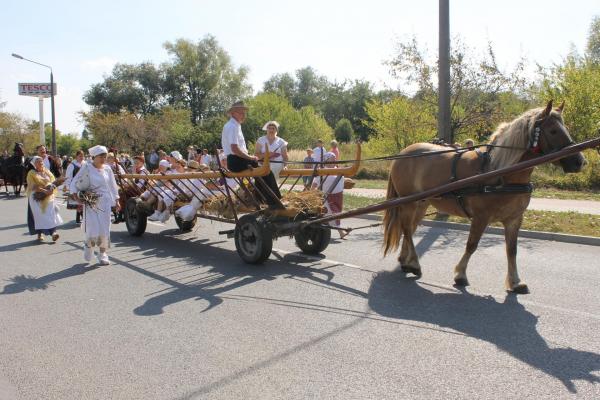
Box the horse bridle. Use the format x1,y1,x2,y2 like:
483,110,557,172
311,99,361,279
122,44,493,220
528,117,574,155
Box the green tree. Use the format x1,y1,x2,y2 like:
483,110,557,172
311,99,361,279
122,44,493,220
56,133,81,156
163,35,252,125
586,16,600,63
386,37,529,142
536,55,600,142
83,63,166,115
365,97,436,154
245,93,333,150
334,118,353,143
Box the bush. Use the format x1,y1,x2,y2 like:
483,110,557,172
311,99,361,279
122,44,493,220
334,118,354,143
531,149,600,191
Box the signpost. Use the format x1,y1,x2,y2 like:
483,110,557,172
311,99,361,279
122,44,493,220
17,82,57,147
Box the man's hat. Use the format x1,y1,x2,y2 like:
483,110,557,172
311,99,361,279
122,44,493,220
227,101,249,114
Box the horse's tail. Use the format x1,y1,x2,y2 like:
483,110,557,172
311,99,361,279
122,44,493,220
382,176,403,256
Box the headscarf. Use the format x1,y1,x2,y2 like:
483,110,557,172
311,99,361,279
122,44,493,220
30,156,43,167
88,145,108,157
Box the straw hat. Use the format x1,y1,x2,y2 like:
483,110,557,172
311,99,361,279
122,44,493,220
227,101,249,114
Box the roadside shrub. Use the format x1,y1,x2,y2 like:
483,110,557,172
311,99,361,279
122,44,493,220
532,149,600,191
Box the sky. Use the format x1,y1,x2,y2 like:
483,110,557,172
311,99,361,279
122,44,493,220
1,0,599,135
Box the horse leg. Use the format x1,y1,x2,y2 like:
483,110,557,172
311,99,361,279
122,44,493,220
398,201,428,265
398,203,422,277
454,216,489,287
503,216,529,294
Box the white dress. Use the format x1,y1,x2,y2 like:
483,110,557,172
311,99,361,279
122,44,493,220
256,135,287,179
70,164,119,248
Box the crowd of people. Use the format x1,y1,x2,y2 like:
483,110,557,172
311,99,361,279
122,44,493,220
22,100,350,266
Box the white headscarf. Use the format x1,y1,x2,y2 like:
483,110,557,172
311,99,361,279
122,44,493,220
170,150,183,161
262,121,280,131
159,160,171,168
30,156,42,167
88,145,108,157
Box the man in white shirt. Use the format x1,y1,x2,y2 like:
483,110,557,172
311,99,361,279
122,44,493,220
312,139,325,164
221,101,282,206
36,145,51,170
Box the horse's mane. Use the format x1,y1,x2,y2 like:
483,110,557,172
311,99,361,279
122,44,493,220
487,107,563,170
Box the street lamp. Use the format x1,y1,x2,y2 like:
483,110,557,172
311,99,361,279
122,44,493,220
11,53,57,156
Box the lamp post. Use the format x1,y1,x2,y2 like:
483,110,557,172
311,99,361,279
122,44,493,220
11,53,57,156
438,0,452,144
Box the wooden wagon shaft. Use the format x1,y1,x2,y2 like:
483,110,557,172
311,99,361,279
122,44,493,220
304,136,600,227
279,143,362,178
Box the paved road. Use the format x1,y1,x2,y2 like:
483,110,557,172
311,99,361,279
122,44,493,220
1,195,599,399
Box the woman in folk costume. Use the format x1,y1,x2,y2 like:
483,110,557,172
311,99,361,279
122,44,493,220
70,145,120,265
63,149,86,224
254,120,288,180
311,152,348,239
26,156,63,242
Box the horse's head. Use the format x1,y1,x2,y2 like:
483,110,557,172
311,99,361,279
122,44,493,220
13,143,24,157
532,100,585,173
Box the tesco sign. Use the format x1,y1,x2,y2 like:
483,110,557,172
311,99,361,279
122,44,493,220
18,82,57,97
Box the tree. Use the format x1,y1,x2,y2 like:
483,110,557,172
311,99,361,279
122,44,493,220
334,118,353,143
245,93,333,150
386,36,530,142
364,97,437,154
263,73,296,100
163,35,252,125
81,107,192,153
0,111,39,155
586,16,600,63
536,55,600,142
83,63,166,115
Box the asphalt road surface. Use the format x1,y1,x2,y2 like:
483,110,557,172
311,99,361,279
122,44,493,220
1,195,599,399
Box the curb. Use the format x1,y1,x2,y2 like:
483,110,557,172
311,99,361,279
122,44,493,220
357,213,600,247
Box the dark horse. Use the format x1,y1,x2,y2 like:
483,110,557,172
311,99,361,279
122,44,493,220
383,101,586,294
0,143,63,196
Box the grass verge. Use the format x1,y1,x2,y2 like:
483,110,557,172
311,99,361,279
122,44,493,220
343,194,600,237
353,179,600,201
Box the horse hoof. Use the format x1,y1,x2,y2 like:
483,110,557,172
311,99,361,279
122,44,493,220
454,277,469,287
401,265,422,277
509,283,529,294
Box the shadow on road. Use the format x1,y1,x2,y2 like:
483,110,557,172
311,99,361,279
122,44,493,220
368,270,600,393
104,231,361,317
0,263,98,294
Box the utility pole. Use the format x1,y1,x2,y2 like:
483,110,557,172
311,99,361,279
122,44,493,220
438,0,452,144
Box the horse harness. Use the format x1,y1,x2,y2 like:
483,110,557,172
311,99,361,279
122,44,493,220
442,148,533,219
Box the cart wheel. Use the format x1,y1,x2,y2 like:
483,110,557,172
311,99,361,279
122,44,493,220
175,215,197,232
294,225,331,254
234,214,273,264
125,198,147,236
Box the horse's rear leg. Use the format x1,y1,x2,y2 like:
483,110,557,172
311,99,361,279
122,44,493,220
503,216,528,294
454,217,489,287
398,203,425,277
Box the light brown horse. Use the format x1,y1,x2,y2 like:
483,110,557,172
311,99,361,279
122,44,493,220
383,101,586,293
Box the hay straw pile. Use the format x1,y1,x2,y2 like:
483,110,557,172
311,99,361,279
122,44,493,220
281,190,324,214
202,187,325,219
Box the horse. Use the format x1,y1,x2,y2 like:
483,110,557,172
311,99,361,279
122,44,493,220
383,101,586,294
0,143,63,196
0,143,27,196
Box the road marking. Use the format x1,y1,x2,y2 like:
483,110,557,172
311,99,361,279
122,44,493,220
272,247,377,273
